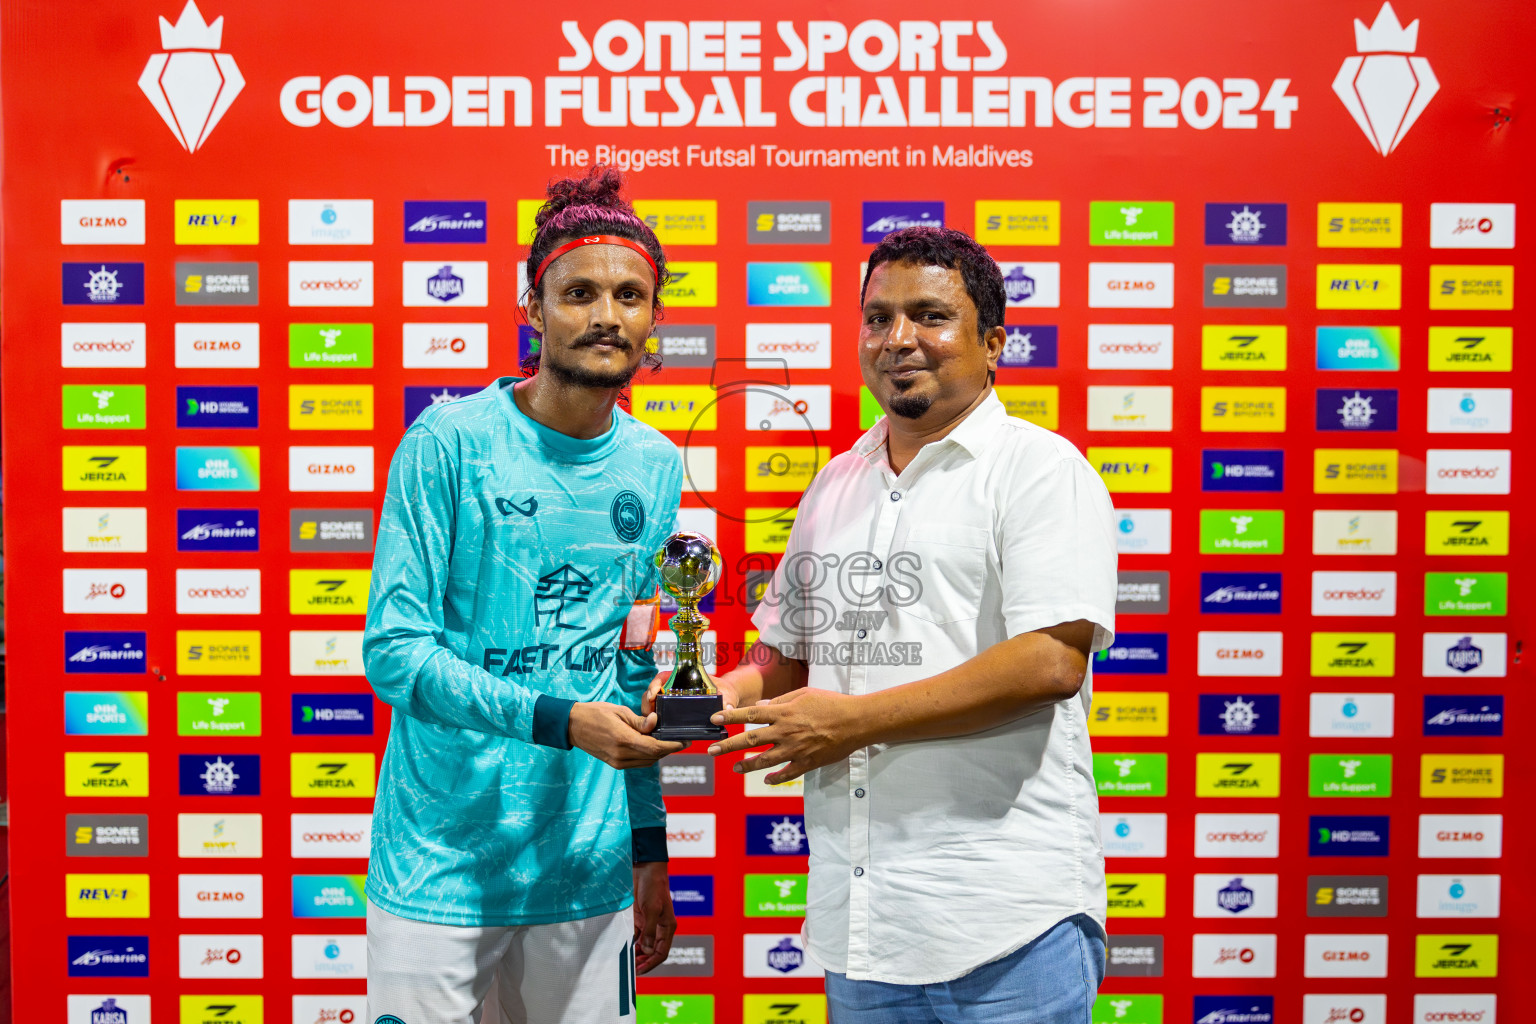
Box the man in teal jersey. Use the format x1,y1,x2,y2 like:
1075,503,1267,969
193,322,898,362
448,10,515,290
364,167,686,1024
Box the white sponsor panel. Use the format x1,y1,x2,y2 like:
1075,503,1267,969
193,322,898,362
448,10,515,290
1430,203,1515,249
178,933,264,978
67,995,152,1022
682,446,717,494
666,812,717,859
1304,933,1388,978
1191,933,1277,977
1194,814,1280,858
292,934,366,979
1419,815,1503,859
1311,571,1397,616
1087,386,1174,431
1416,874,1501,918
1422,632,1506,677
402,260,489,307
675,507,718,539
1101,813,1168,859
1197,632,1283,676
63,506,149,553
743,934,825,978
292,813,373,859
745,386,831,431
289,446,375,492
1087,324,1175,370
401,322,490,368
288,199,375,245
1193,873,1278,918
998,262,1060,308
178,874,264,919
744,722,806,796
1309,693,1395,738
1426,388,1513,433
288,261,375,307
1413,994,1497,1023
294,995,370,1024
175,322,260,368
178,813,264,859
745,323,833,369
61,199,146,244
177,568,261,615
1303,994,1386,1024
63,568,147,614
1425,449,1511,495
290,631,366,676
1312,510,1398,556
1088,263,1175,308
1114,508,1172,554
62,322,148,368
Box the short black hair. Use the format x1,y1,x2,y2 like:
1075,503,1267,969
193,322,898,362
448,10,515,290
860,226,1005,337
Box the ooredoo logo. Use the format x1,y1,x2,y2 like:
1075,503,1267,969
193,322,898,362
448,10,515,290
288,262,375,307
292,814,372,858
665,813,717,858
1087,324,1174,370
1194,814,1281,858
176,569,260,614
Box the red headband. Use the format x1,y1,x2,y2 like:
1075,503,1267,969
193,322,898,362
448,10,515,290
532,234,659,288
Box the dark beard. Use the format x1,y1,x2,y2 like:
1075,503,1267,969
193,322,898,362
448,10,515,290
887,390,932,419
541,331,639,390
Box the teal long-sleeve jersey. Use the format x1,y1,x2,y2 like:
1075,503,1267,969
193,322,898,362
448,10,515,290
363,377,683,926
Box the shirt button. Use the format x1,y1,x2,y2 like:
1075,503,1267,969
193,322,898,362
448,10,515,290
890,491,902,502
856,629,867,639
854,866,865,877
855,788,866,798
872,560,882,571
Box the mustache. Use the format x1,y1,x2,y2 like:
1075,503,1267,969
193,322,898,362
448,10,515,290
573,328,630,350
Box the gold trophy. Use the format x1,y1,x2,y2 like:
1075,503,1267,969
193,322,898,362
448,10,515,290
652,531,729,743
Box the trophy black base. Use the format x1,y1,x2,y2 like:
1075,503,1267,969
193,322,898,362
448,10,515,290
653,694,729,743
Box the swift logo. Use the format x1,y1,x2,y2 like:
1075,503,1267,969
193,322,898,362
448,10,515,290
1333,2,1439,155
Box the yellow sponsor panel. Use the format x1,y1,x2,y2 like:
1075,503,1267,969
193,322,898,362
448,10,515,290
1201,387,1286,432
1087,447,1173,493
175,199,260,245
1195,752,1281,796
1089,692,1169,737
181,995,265,1024
292,752,377,798
66,873,150,918
288,385,374,430
1427,326,1513,371
1314,449,1398,494
996,385,1058,430
974,200,1061,246
1317,202,1402,248
745,446,827,492
1415,934,1498,978
65,751,149,796
1106,873,1167,917
633,200,717,245
1430,265,1514,310
1316,264,1402,310
659,260,717,307
1421,754,1503,798
631,385,717,431
1310,632,1395,677
516,198,543,244
1424,511,1510,555
1201,325,1287,370
290,568,371,615
744,995,826,1024
177,630,262,676
745,509,796,553
63,446,148,491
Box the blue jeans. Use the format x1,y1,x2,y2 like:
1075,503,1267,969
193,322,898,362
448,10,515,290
825,914,1106,1024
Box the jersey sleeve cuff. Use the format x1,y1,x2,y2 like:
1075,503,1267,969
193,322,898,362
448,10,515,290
532,694,576,750
632,826,669,864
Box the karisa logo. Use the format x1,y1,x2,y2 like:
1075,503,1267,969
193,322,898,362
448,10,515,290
1333,3,1439,155
139,2,244,152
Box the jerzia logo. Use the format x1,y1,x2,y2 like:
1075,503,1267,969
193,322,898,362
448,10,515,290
1334,3,1439,155
139,2,244,152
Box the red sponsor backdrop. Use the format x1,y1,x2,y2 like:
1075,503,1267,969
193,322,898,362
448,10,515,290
3,1,1532,1021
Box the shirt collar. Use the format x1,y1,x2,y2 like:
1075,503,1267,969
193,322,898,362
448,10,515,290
852,388,1007,464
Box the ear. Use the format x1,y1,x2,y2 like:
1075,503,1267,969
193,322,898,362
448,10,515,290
981,324,1006,373
525,290,545,337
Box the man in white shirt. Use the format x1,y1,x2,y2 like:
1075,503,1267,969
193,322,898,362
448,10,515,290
678,226,1118,1020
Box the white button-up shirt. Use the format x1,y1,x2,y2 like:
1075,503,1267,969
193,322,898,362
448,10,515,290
751,391,1118,984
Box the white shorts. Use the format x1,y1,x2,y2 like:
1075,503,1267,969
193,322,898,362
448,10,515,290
367,900,637,1024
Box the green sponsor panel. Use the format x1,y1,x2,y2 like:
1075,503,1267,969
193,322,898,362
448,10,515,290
1089,201,1174,245
289,323,374,368
1424,572,1508,615
176,691,262,736
62,385,146,429
1309,753,1392,797
744,873,808,916
1093,753,1168,796
1093,994,1164,1024
637,995,714,1024
1200,509,1284,554
859,386,883,430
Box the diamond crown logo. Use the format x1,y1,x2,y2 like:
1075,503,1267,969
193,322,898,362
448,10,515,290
1333,3,1439,155
139,2,245,153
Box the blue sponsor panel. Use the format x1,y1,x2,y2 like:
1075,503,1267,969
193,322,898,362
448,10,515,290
1423,695,1504,737
861,201,944,243
1199,573,1283,614
403,200,487,243
1309,815,1389,856
1202,450,1284,492
1316,388,1398,431
176,508,260,552
292,693,375,736
669,875,715,917
999,325,1058,368
177,386,259,429
178,753,261,796
746,814,809,856
1204,202,1287,246
1198,694,1281,736
404,385,474,427
67,935,150,977
1192,996,1274,1023
65,631,147,675
1094,633,1168,674
63,262,145,305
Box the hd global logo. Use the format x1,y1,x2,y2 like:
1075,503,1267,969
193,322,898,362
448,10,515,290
139,1,244,152
1334,2,1439,155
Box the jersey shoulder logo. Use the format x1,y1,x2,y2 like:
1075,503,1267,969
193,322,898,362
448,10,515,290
495,496,538,518
610,490,645,542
